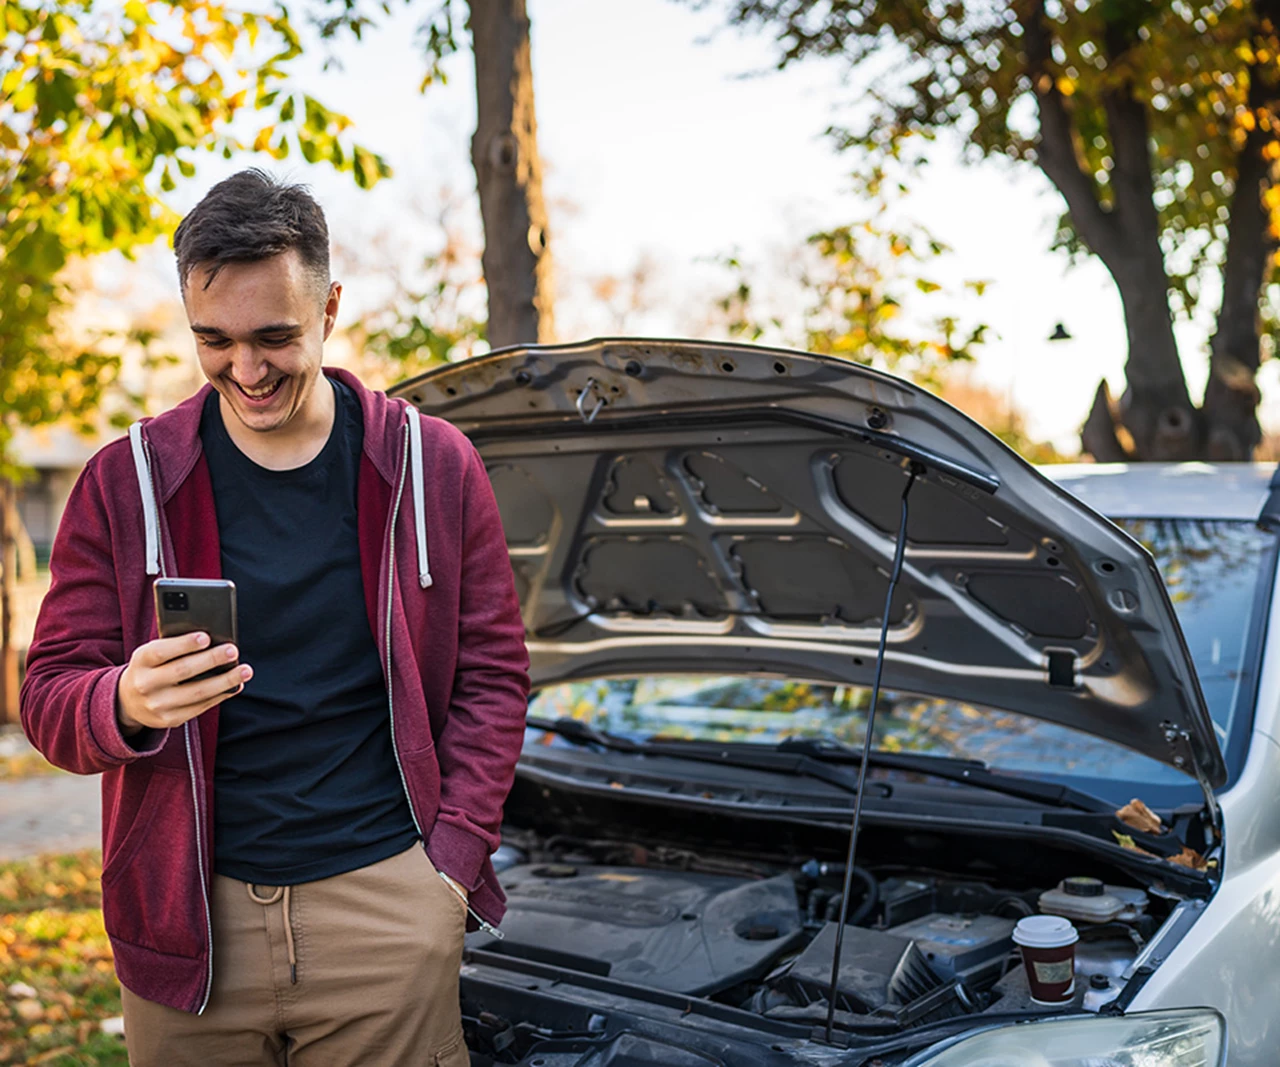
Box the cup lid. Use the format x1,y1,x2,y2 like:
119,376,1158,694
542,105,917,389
1013,914,1079,949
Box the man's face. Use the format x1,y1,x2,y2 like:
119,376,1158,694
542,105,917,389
183,250,341,436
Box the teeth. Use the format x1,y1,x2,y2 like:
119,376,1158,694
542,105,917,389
238,380,279,399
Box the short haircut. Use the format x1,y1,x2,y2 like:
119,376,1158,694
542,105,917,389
173,169,330,300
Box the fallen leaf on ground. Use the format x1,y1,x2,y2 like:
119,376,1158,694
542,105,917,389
14,998,44,1022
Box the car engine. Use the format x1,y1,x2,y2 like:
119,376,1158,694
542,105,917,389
467,837,1159,1042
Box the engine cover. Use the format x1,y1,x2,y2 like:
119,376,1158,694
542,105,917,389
475,864,804,995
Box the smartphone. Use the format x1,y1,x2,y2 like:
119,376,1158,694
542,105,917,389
153,578,238,683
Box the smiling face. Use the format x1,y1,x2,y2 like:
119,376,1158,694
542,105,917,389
184,250,341,450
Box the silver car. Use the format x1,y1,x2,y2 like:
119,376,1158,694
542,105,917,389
393,340,1272,1066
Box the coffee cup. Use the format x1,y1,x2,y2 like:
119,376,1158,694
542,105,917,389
1012,915,1078,1005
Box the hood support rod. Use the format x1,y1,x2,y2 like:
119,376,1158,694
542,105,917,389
825,461,923,1044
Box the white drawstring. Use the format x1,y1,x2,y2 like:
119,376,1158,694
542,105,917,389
128,423,161,576
405,405,432,589
130,410,430,588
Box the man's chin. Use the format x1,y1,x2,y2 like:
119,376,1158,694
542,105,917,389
220,385,293,432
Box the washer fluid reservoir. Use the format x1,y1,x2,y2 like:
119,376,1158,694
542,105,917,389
1038,877,1148,923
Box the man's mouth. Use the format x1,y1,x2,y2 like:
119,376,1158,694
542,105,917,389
233,378,285,402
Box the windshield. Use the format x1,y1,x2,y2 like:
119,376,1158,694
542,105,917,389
527,518,1276,807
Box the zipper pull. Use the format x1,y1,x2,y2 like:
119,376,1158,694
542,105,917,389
474,914,505,940
439,870,505,939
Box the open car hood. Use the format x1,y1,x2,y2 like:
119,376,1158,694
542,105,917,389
390,339,1226,788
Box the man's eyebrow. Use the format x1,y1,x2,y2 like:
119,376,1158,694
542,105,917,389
189,323,303,336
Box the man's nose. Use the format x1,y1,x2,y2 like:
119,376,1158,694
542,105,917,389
230,351,269,386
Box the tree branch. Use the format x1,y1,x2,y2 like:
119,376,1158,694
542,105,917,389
1022,0,1125,265
1102,90,1162,250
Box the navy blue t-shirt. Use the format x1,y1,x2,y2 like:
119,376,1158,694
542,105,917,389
201,379,418,885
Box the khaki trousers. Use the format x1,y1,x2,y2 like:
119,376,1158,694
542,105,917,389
120,844,469,1066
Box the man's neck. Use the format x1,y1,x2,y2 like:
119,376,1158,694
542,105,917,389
219,377,336,471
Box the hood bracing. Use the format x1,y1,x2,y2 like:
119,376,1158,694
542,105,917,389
391,338,1227,801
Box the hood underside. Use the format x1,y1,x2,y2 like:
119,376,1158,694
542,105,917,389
391,339,1226,788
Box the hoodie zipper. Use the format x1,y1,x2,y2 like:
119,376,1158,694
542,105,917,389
184,721,215,1013
139,435,216,1014
385,419,502,939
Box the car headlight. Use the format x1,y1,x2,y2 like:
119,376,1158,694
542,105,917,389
901,1009,1225,1067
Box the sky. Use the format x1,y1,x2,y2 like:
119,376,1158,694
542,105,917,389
121,0,1280,453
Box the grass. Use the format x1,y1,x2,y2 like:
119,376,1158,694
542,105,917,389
0,752,62,784
0,852,126,1066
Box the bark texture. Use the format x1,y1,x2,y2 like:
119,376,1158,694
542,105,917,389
1202,53,1277,459
1,480,18,725
468,0,555,349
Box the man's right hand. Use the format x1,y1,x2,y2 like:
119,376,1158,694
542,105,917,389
117,633,253,736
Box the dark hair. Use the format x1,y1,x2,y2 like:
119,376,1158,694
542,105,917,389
173,169,330,298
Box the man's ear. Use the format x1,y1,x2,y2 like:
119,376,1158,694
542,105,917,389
322,281,343,341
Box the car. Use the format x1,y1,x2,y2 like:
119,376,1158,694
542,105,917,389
390,339,1276,1066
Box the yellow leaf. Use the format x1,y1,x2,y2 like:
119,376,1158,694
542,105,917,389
1240,109,1257,131
1056,76,1075,97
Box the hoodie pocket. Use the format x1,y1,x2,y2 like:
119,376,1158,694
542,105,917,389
101,766,205,959
395,743,443,825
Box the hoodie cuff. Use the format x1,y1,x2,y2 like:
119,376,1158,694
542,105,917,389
425,820,490,892
88,666,168,764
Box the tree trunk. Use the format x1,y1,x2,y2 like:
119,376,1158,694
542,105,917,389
0,479,19,725
1202,49,1277,459
1097,87,1200,460
1026,2,1200,460
1107,250,1200,460
468,0,555,349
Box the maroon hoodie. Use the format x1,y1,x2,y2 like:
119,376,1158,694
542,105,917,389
20,368,530,1014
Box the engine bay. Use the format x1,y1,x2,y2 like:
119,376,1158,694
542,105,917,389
462,828,1170,1062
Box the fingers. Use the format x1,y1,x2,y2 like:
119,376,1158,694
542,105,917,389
120,640,253,731
128,663,253,730
135,631,212,668
164,643,242,687
158,667,252,726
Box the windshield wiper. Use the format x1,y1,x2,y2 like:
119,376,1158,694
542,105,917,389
770,735,1113,813
525,716,886,799
525,717,1112,812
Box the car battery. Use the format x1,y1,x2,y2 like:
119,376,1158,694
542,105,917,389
877,877,936,928
887,912,1016,986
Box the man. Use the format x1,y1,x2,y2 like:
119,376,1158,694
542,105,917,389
20,169,530,1065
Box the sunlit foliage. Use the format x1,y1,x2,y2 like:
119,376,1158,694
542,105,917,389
0,0,391,471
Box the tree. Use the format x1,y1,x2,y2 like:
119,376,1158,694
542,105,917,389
337,189,490,381
697,0,1280,461
708,203,990,386
314,0,555,348
0,0,390,720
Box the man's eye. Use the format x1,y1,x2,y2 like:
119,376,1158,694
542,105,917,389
260,336,293,347
201,337,230,349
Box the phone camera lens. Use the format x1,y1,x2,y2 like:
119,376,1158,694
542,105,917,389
163,591,189,612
